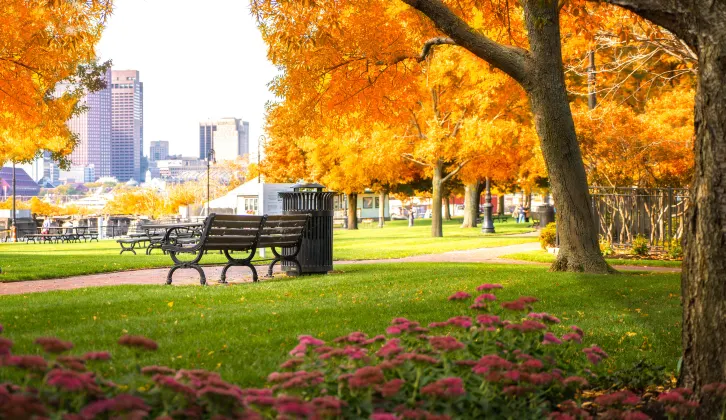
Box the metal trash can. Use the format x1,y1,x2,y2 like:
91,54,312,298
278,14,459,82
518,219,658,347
280,183,335,275
537,205,555,228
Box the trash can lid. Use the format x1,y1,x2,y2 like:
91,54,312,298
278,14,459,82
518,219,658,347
292,183,326,192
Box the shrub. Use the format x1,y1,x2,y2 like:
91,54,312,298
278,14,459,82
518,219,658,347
668,237,683,259
631,235,650,256
539,222,557,250
599,238,614,256
1,288,725,419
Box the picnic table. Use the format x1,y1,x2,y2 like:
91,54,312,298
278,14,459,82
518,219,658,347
26,227,98,244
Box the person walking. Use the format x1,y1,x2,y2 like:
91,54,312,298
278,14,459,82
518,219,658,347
517,204,526,224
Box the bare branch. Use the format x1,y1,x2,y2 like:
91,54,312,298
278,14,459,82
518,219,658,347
442,159,471,183
402,154,431,167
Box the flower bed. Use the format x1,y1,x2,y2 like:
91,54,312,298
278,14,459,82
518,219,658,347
1,285,724,419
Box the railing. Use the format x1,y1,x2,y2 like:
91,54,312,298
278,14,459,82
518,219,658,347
589,187,689,247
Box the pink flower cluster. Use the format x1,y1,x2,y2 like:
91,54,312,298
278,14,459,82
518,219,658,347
501,296,538,311
386,318,428,335
658,388,699,416
420,377,466,398
504,320,547,333
117,335,158,351
447,291,471,301
428,336,465,352
34,337,73,354
47,369,101,394
582,344,608,365
476,283,503,291
527,312,561,324
268,370,324,390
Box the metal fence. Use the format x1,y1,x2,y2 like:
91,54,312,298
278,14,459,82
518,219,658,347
589,187,690,247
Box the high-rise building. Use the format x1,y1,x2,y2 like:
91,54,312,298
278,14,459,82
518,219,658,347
198,118,249,161
111,70,144,181
54,68,112,180
149,141,169,162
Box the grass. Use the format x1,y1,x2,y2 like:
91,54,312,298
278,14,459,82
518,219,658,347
0,263,681,386
501,250,683,268
0,218,535,282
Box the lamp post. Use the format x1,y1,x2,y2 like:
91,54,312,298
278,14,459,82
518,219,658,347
10,161,17,242
257,135,266,183
481,177,495,234
207,148,215,216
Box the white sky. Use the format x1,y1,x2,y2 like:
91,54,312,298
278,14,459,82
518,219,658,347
96,0,278,159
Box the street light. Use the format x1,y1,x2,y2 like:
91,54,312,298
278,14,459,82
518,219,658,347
10,161,17,242
207,148,216,216
257,135,266,183
481,177,495,234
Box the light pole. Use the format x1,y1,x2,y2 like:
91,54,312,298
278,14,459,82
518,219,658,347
10,161,16,242
481,177,495,234
207,148,215,216
257,135,266,183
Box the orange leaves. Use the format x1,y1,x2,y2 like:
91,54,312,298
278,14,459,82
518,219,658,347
0,0,110,164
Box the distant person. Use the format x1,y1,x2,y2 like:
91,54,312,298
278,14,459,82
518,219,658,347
408,208,415,227
512,206,520,223
41,218,51,234
517,205,526,223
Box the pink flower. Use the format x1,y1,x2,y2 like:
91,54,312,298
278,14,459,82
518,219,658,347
429,336,465,352
152,374,196,396
275,396,314,418
371,413,399,420
702,382,726,397
583,345,608,365
521,359,544,371
475,294,497,303
80,394,150,418
420,377,466,398
4,355,48,371
334,332,368,343
446,316,472,328
141,365,176,376
501,300,527,311
289,343,308,357
377,338,403,358
363,335,387,345
505,320,547,333
476,314,501,326
561,333,582,343
448,291,471,301
622,412,651,420
0,337,13,356
570,325,584,336
47,369,100,393
528,372,555,385
395,353,439,365
348,366,385,389
563,376,588,386
342,345,368,360
527,312,561,324
83,352,111,361
658,391,686,404
477,283,503,291
594,390,640,407
118,335,158,351
428,322,449,328
377,378,405,397
542,332,562,345
472,354,513,374
502,385,533,396
280,358,304,369
299,335,325,346
311,396,347,417
34,337,73,354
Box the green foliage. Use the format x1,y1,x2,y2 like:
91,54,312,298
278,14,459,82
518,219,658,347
668,237,683,259
539,222,557,250
594,360,668,393
599,238,614,256
631,235,650,256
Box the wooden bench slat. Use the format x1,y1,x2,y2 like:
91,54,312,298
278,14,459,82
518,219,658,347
208,227,260,236
206,235,257,244
213,215,265,222
261,227,305,235
265,215,309,221
211,220,267,229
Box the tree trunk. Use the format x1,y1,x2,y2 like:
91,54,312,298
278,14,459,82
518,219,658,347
498,194,505,216
522,0,612,273
378,191,386,228
346,193,358,230
443,196,452,221
431,162,443,237
679,31,726,415
461,181,480,228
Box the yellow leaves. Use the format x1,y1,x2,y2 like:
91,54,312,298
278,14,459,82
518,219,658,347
167,301,174,308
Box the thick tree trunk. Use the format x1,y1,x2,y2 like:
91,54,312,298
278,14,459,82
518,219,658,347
680,32,726,414
378,191,386,228
431,163,443,237
497,194,505,216
443,196,452,221
461,181,480,228
522,0,612,273
346,193,358,230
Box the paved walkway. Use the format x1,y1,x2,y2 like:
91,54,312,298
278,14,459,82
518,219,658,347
0,241,679,296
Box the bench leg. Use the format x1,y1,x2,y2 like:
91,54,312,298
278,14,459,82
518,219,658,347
167,264,206,286
268,247,303,277
118,242,137,255
221,249,257,283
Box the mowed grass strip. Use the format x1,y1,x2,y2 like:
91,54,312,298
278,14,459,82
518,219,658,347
0,263,681,386
0,218,535,282
501,250,683,268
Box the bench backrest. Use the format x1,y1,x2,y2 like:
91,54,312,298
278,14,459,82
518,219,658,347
258,215,310,249
201,214,266,251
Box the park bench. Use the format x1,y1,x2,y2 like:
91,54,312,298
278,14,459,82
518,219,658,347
161,213,310,285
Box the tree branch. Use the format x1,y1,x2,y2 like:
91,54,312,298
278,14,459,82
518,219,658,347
442,159,471,183
402,154,431,167
400,0,531,86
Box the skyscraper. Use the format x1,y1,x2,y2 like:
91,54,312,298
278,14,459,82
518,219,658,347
55,68,112,180
111,70,144,181
198,118,249,161
149,141,169,162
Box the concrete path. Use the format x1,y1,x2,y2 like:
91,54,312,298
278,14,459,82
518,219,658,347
0,241,679,296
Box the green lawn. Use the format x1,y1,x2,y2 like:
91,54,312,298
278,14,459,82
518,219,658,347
0,263,681,387
0,218,535,282
501,250,683,268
